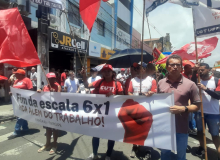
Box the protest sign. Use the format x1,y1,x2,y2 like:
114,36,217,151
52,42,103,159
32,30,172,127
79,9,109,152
11,87,176,152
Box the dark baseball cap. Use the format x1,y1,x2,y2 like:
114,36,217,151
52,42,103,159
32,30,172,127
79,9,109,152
90,68,98,72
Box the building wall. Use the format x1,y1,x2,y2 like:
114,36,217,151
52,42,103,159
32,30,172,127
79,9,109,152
132,28,141,48
114,0,134,50
90,1,113,48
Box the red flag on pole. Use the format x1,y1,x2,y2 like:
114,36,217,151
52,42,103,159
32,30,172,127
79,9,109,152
0,8,41,67
79,0,108,32
156,37,218,64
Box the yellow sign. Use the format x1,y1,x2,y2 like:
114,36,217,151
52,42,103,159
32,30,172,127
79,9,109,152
100,48,115,60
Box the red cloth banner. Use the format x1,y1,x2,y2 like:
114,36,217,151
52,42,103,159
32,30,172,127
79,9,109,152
80,0,108,32
0,8,41,67
156,37,218,64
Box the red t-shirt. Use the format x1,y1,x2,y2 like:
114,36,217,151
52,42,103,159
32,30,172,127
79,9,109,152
92,78,123,95
61,72,66,86
182,73,192,79
43,82,60,92
13,77,33,90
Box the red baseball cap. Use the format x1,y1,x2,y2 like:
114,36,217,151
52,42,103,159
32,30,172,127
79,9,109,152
121,68,125,71
101,64,113,71
13,69,26,75
46,72,56,78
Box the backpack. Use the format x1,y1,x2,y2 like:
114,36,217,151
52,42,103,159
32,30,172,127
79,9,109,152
92,79,118,94
214,77,219,89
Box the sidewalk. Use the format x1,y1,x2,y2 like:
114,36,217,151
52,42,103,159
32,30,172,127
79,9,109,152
0,104,16,123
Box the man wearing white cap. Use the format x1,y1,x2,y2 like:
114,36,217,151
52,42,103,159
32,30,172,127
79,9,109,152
30,67,37,91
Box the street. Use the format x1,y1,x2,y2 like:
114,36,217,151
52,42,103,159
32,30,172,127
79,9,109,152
0,112,218,160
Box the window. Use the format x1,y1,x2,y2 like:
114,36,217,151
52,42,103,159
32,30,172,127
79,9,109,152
97,19,105,36
68,2,81,26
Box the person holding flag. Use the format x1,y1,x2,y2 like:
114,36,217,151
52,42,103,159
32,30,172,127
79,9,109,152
192,63,220,159
82,64,123,160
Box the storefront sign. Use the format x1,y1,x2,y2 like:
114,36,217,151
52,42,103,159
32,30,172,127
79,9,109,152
48,28,88,53
100,48,115,60
116,28,131,50
30,0,65,10
89,41,101,57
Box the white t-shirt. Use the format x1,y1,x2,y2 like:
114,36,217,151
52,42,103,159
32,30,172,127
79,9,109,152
87,76,101,91
64,78,79,93
200,76,220,114
116,73,127,80
30,72,37,87
87,76,101,84
128,76,157,95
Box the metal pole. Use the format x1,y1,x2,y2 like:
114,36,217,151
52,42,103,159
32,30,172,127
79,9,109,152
192,7,208,160
140,0,145,93
37,5,42,90
37,32,42,90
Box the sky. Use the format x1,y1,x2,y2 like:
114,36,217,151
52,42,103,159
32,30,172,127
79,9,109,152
132,2,220,67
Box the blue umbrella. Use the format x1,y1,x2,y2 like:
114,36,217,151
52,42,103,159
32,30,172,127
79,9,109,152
108,49,153,68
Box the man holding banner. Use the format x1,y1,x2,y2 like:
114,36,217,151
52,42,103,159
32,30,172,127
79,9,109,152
158,55,201,160
8,69,33,139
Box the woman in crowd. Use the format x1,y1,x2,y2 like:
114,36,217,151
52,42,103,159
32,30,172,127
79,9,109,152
128,62,156,159
8,69,33,139
82,64,124,160
37,72,61,155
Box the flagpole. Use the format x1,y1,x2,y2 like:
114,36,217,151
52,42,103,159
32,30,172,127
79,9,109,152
40,64,52,89
192,7,208,160
140,0,145,94
83,33,91,71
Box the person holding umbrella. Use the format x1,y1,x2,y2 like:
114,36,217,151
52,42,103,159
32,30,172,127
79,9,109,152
8,69,33,139
81,64,123,160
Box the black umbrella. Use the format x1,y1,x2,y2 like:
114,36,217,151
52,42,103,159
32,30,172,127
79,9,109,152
108,49,153,68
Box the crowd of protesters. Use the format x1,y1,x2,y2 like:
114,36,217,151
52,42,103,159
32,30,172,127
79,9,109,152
2,55,220,160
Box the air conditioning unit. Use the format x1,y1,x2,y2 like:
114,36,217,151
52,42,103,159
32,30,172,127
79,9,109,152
17,0,30,16
49,14,61,30
70,25,81,38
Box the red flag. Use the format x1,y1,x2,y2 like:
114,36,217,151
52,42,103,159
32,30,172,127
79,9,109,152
156,37,218,64
80,0,108,32
0,8,41,67
0,75,8,80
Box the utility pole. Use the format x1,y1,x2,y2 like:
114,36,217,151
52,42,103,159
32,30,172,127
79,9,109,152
36,5,49,89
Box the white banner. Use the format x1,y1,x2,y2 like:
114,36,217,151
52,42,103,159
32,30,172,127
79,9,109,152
30,0,65,10
145,0,220,37
193,2,220,37
11,87,176,152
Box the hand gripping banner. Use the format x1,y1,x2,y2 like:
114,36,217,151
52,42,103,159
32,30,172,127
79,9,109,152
11,87,176,152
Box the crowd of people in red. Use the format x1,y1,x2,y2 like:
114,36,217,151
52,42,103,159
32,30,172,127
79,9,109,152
2,55,220,160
